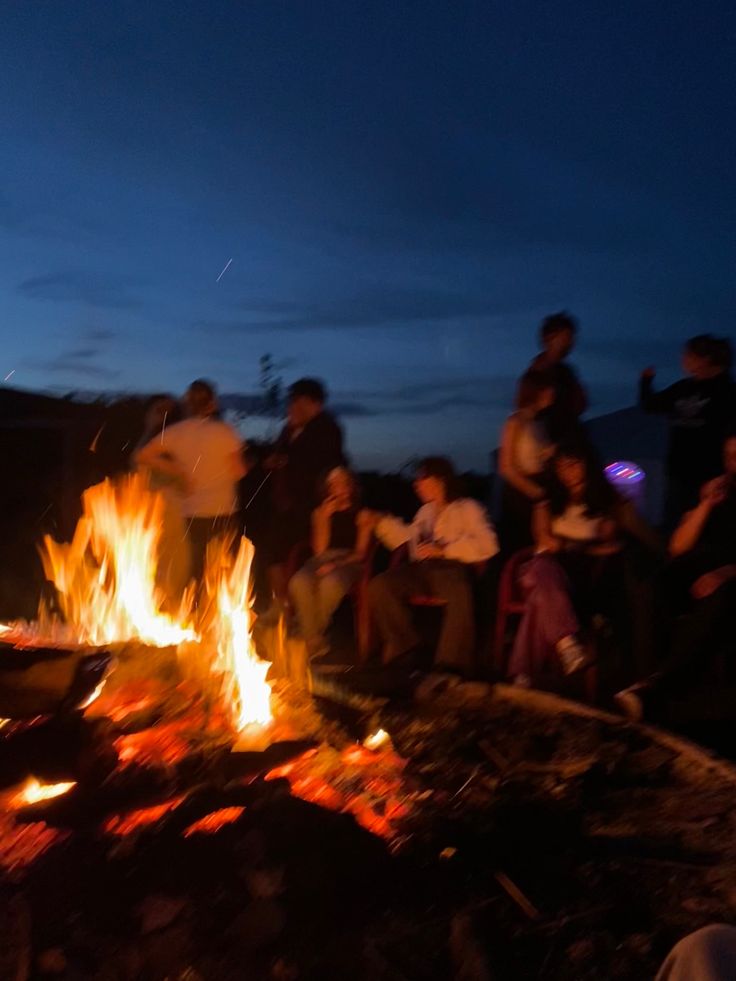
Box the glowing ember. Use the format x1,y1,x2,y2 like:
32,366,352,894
204,537,273,732
38,474,196,648
11,777,76,808
183,806,245,836
363,728,391,751
104,796,187,836
0,814,69,871
266,743,411,839
115,721,195,768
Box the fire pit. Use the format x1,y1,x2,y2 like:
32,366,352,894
1,475,736,979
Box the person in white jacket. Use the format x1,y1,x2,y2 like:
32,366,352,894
367,457,499,673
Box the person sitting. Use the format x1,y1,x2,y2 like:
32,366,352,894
615,431,736,722
507,442,656,688
263,378,345,615
529,311,588,443
498,369,555,553
288,467,373,659
640,334,736,529
367,457,499,674
134,379,246,583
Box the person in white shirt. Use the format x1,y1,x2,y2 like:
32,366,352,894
498,369,555,553
135,379,246,582
367,457,499,673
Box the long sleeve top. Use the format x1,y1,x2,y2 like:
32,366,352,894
376,498,499,564
639,372,736,482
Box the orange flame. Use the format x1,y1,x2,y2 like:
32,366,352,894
39,475,196,648
11,777,76,809
203,537,273,732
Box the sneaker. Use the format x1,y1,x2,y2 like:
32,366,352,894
556,635,593,676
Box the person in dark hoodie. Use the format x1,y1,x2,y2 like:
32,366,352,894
529,311,588,444
640,334,736,529
263,378,345,615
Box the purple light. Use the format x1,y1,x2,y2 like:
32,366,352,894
605,460,645,484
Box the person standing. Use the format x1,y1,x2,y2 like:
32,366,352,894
135,379,246,582
640,334,736,528
498,369,555,553
529,311,588,443
133,394,190,606
264,378,345,613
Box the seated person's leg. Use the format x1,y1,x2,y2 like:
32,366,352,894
367,565,425,662
288,561,321,653
425,562,475,672
507,555,584,682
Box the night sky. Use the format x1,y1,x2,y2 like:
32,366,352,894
1,1,734,469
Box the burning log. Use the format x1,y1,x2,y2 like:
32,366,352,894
0,642,111,720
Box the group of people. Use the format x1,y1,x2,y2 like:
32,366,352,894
132,313,736,722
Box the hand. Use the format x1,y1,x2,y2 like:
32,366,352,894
316,562,336,578
321,496,340,517
691,567,736,600
416,542,445,561
641,366,656,381
701,477,727,508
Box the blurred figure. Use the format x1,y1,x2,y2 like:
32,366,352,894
640,334,736,528
529,311,588,443
264,378,345,614
616,431,736,722
133,394,190,606
288,467,373,659
135,379,246,582
368,457,499,674
498,369,555,553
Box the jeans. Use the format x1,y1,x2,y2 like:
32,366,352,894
288,549,361,647
507,554,579,679
368,560,475,671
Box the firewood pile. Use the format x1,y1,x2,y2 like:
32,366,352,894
2,663,736,980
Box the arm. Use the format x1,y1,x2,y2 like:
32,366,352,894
499,418,545,500
374,513,412,551
669,478,724,557
311,506,330,557
229,449,247,482
639,371,677,414
532,500,560,552
441,501,499,564
614,499,664,555
351,510,374,562
133,440,190,489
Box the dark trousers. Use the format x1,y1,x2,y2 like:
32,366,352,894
652,578,736,696
368,560,475,671
187,514,241,582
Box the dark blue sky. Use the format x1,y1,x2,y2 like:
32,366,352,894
1,1,734,468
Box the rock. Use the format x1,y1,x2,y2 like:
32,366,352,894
243,865,285,899
229,899,285,950
0,891,30,981
37,948,67,974
137,894,188,934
